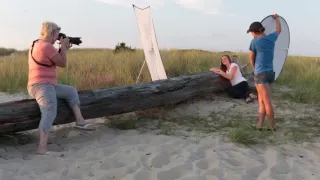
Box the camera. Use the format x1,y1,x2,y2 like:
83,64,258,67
58,33,82,46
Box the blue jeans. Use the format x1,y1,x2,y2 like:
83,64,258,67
27,83,80,132
254,71,275,85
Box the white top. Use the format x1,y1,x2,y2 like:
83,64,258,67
226,63,247,86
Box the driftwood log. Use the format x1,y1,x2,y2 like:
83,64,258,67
0,72,255,134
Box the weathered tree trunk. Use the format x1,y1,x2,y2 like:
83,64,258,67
0,72,254,134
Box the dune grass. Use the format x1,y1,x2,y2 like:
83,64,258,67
0,48,319,104
275,56,320,104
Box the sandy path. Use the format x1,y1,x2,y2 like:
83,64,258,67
0,91,319,180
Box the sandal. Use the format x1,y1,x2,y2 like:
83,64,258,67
245,97,253,103
75,123,95,131
249,93,257,99
36,150,51,155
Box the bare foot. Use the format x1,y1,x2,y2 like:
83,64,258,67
37,146,49,155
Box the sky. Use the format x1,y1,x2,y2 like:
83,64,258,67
0,0,319,56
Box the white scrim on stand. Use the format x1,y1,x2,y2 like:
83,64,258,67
133,5,167,81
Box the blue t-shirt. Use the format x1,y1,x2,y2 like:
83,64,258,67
249,31,279,74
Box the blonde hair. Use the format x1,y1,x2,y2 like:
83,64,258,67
40,21,61,39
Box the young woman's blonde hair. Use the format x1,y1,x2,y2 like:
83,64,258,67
40,21,61,39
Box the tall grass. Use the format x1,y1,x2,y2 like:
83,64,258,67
0,48,319,104
275,56,320,104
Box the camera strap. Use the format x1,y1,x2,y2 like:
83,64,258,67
30,39,55,67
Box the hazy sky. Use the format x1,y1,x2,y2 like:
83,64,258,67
1,0,319,56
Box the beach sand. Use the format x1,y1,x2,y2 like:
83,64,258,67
0,91,319,180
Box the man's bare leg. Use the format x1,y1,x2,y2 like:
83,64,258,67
256,84,266,129
262,84,275,130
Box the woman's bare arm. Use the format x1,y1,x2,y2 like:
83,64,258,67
274,14,281,34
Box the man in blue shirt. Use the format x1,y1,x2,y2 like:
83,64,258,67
247,14,281,131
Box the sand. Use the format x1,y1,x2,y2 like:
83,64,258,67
0,91,319,180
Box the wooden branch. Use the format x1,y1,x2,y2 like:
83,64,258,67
1,72,246,134
241,63,250,69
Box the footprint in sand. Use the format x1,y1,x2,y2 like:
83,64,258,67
269,162,291,175
244,164,267,178
0,170,15,180
98,168,129,180
67,162,95,179
100,158,126,170
288,173,307,180
258,147,291,179
178,175,206,180
269,174,289,180
204,168,224,178
188,150,206,162
195,159,209,170
103,146,120,157
157,163,193,180
126,162,141,174
240,174,259,180
222,173,247,180
133,169,153,180
222,158,243,168
151,153,171,168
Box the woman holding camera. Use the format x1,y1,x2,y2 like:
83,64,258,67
27,21,94,155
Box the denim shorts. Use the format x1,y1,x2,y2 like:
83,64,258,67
254,71,275,85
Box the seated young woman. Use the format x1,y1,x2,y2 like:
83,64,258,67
210,55,256,103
